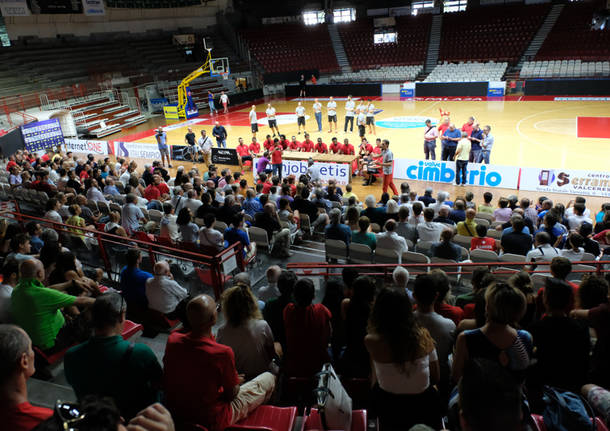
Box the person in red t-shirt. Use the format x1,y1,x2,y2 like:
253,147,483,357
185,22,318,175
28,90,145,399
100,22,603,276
431,270,464,325
329,137,342,154
6,156,17,172
270,140,283,180
263,135,274,151
341,138,355,155
470,224,498,252
314,138,328,154
438,117,450,135
300,133,314,152
283,279,332,378
249,137,261,156
163,295,276,431
0,325,53,431
143,182,161,202
461,116,475,136
236,137,252,170
279,135,290,150
288,136,301,150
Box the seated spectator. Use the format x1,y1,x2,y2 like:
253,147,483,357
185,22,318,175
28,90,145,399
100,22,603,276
104,211,127,237
257,265,281,302
452,282,532,384
568,202,593,230
43,198,62,224
582,384,610,426
449,200,466,223
145,261,189,323
493,197,512,222
159,203,179,242
535,212,563,247
7,234,34,266
417,208,445,243
217,286,278,380
580,222,601,257
418,187,436,206
456,267,494,309
25,222,44,254
183,189,202,214
325,208,351,244
119,249,152,319
561,232,585,262
224,214,255,262
277,199,299,236
413,274,456,390
526,232,560,264
121,193,146,236
176,207,199,244
48,251,98,293
470,224,497,252
385,199,399,221
163,295,276,431
243,189,262,218
360,195,385,226
395,206,418,244
376,219,408,261
456,208,477,237
433,205,455,225
0,261,18,323
409,202,425,225
431,229,461,261
430,269,464,325
254,203,292,257
501,216,533,256
341,275,375,378
199,213,224,251
283,278,332,378
64,292,163,420
352,216,376,250
0,324,53,431
458,359,523,431
476,191,494,215
263,270,297,349
528,278,590,397
345,206,360,231
431,191,451,215
577,274,608,310
11,259,94,352
365,288,441,430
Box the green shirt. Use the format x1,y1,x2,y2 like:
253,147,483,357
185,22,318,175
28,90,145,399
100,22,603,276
352,230,377,250
477,204,494,215
65,335,162,420
11,278,76,350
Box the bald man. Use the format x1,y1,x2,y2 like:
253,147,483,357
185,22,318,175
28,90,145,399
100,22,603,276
457,208,478,237
163,295,276,431
145,261,189,322
10,259,94,353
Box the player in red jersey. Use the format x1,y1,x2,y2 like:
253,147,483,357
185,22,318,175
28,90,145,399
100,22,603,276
263,135,275,151
249,137,261,155
329,137,342,154
300,133,315,152
288,136,301,150
236,137,252,171
342,138,355,155
314,138,328,154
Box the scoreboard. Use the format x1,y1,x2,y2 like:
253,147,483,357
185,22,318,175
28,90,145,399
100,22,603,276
20,118,65,153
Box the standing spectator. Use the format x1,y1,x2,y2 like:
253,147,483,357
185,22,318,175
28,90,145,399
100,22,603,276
423,119,439,160
119,249,152,318
477,125,494,164
366,99,377,135
155,127,171,168
312,98,322,132
270,141,283,180
248,105,258,138
299,74,306,97
163,295,276,431
283,278,332,378
198,130,213,166
454,131,471,186
64,293,163,420
327,96,337,133
0,324,53,431
441,124,461,161
207,90,217,115
379,139,399,196
365,288,441,430
356,108,366,138
295,102,306,135
469,123,483,162
212,121,228,148
217,286,277,380
184,127,197,159
220,91,229,114
344,95,355,133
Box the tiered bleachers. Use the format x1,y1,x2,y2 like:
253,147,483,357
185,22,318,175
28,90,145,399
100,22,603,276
159,76,231,109
439,4,550,63
521,60,610,78
425,61,507,82
240,23,339,74
337,15,431,70
332,65,423,83
70,96,147,138
536,3,610,61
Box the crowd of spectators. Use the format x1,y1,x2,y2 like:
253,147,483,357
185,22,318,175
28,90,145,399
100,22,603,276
0,148,609,431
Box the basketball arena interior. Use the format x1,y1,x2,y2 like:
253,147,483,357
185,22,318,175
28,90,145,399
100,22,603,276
1,0,610,430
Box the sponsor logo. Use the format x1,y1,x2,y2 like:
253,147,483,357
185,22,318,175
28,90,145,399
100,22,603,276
403,160,503,187
377,116,436,129
65,139,108,155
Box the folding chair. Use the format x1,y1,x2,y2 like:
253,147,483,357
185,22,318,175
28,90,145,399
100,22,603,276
325,239,348,262
349,242,372,263
249,226,273,254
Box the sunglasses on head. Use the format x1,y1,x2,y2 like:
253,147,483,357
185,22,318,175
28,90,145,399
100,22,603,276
55,400,86,430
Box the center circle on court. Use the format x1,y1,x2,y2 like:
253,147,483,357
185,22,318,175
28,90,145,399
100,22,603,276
377,116,436,129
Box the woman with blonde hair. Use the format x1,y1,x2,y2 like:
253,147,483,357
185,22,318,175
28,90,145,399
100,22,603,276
216,286,277,381
365,287,441,430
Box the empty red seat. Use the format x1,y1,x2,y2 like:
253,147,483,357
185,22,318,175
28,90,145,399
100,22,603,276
226,405,297,431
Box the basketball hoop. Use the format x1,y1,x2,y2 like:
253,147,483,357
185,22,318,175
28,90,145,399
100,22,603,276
222,72,229,80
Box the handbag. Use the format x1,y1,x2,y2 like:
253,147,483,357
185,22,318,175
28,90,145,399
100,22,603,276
313,363,352,431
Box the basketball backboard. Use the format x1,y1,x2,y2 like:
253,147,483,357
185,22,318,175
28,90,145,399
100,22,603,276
210,57,230,77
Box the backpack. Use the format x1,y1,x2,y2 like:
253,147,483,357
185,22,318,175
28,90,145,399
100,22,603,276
542,386,597,431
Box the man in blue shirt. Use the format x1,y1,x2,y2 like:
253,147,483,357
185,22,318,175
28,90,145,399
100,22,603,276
469,123,484,163
243,189,263,218
207,90,217,115
155,127,171,168
212,121,228,148
477,125,494,164
120,248,152,320
441,124,461,161
324,209,351,245
224,214,254,262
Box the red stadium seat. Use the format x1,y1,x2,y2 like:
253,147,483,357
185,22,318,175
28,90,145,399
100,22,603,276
303,408,367,431
121,320,143,340
226,405,297,431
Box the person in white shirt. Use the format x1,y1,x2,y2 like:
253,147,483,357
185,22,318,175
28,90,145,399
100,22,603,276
566,202,592,230
376,220,408,263
296,101,306,135
417,208,446,242
85,179,108,203
44,198,63,224
560,233,586,262
183,189,202,214
312,98,323,132
145,261,189,319
344,95,355,133
199,213,224,251
220,91,229,114
366,100,376,135
408,202,425,226
423,119,439,160
249,105,258,138
356,109,366,138
198,130,214,166
0,261,18,323
160,203,180,242
327,96,337,133
565,197,591,219
526,232,560,264
266,103,280,137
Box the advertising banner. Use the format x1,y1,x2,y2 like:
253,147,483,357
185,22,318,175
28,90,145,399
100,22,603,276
81,0,104,15
0,0,30,16
211,148,240,165
114,142,162,160
393,159,520,189
487,81,506,97
64,138,108,155
520,167,610,198
21,119,65,153
253,158,351,186
400,82,415,98
163,105,180,120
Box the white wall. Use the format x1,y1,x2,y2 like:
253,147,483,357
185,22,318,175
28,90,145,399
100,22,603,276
4,3,227,39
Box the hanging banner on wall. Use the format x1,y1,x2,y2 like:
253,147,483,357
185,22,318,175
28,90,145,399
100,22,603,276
20,119,65,153
520,167,610,198
81,0,104,15
0,0,30,16
253,158,351,185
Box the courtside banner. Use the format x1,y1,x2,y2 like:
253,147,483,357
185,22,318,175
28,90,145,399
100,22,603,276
81,0,104,15
64,138,108,155
114,142,162,160
520,167,610,198
393,159,520,189
253,158,350,186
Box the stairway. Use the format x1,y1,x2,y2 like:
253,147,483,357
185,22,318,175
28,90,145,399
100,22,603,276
515,4,564,71
424,14,443,74
327,23,352,74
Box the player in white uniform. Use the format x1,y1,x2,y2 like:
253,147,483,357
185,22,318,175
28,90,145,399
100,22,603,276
327,96,337,133
344,95,355,133
220,91,229,114
266,103,280,137
295,101,306,134
249,105,258,138
366,100,377,135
